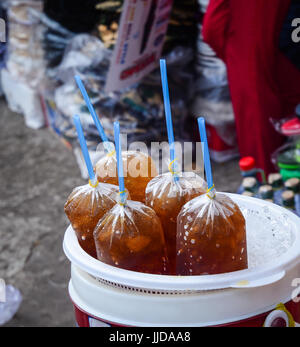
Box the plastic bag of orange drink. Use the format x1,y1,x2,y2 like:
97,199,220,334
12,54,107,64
94,198,168,274
65,181,120,258
95,149,157,203
65,115,122,258
145,171,207,274
177,189,248,275
176,118,248,275
94,122,168,274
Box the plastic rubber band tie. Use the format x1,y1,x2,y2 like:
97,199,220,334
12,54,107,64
168,158,179,176
206,184,216,200
89,179,99,188
106,149,116,158
119,191,126,206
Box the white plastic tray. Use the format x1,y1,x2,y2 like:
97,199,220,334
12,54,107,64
63,193,300,291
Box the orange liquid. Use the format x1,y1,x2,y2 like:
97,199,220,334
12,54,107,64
64,183,119,258
145,172,207,274
94,200,168,274
177,193,248,275
95,151,158,203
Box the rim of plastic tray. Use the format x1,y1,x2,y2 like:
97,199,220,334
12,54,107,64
63,193,300,291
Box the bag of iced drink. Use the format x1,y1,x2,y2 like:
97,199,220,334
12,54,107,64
74,75,157,203
94,122,168,274
146,172,207,274
95,149,157,203
64,115,120,258
65,182,121,258
176,118,248,275
145,60,207,273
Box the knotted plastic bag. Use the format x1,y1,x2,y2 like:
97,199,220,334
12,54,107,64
64,181,120,258
95,150,158,203
94,199,168,275
145,171,207,274
177,187,248,275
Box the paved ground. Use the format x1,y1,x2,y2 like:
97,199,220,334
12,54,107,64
0,98,241,327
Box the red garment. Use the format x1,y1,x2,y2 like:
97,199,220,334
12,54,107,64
202,0,300,175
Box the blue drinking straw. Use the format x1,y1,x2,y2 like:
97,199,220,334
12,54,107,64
159,59,179,181
114,122,127,205
197,117,214,190
73,115,98,186
74,75,113,153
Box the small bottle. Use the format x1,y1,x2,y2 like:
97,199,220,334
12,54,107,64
242,177,258,194
239,157,257,177
239,156,266,182
268,173,284,205
241,191,255,197
238,157,265,195
284,178,300,194
268,173,283,190
295,142,300,163
285,178,300,215
258,185,274,201
281,190,295,210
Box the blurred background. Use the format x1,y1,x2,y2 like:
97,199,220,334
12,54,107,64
1,0,300,326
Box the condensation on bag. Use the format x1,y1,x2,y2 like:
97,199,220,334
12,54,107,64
64,182,120,258
95,150,158,203
177,189,248,276
94,199,168,275
145,171,207,274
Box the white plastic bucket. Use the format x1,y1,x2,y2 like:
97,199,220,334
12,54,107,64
63,193,300,327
